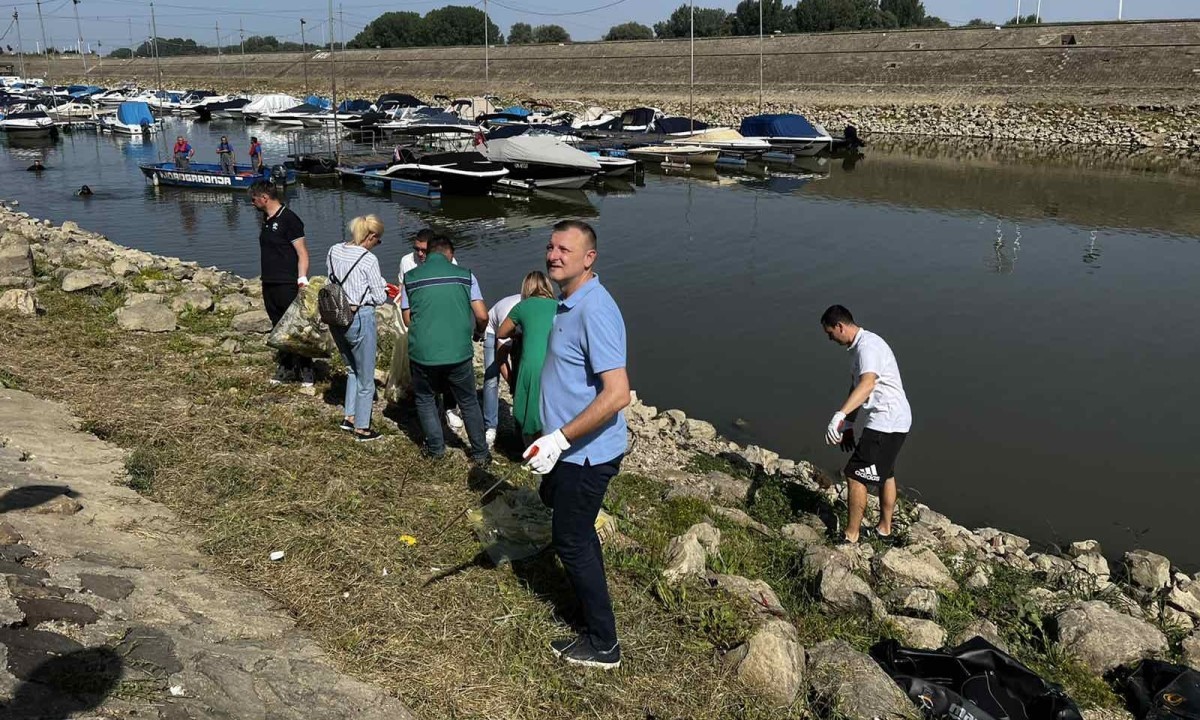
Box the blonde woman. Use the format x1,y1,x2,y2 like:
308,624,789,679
326,214,389,441
497,271,558,444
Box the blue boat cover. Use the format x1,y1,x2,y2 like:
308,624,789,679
304,95,332,110
501,106,532,117
740,113,822,139
654,117,710,134
337,99,371,113
117,101,155,126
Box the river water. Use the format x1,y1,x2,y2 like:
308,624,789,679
3,119,1198,567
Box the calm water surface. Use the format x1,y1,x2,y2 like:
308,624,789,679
3,120,1198,566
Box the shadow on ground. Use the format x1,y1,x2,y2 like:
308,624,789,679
0,485,80,514
0,647,122,719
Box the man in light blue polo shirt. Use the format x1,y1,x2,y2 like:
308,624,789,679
523,219,630,670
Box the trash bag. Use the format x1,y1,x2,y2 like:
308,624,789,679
383,307,411,402
871,637,1083,720
266,277,337,358
467,487,616,565
1113,660,1200,720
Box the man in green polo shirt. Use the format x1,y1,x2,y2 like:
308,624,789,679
400,235,490,463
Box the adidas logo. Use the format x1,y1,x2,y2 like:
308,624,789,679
854,464,880,482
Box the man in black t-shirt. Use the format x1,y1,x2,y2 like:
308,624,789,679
248,181,314,386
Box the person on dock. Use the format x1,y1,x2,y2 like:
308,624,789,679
248,181,315,388
399,228,464,431
400,235,490,465
497,271,557,446
327,214,389,442
820,304,912,545
524,220,630,670
249,136,264,173
483,289,522,448
217,135,235,175
173,136,194,170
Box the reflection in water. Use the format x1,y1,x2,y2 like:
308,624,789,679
1083,230,1103,267
988,220,1022,275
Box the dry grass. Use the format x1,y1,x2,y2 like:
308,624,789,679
0,287,803,719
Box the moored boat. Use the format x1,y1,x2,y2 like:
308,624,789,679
0,107,57,137
739,114,833,157
625,145,720,166
377,147,508,195
138,162,296,190
100,101,159,137
478,127,600,189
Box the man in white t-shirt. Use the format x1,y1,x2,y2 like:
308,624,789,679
483,293,522,447
399,228,456,283
821,305,912,545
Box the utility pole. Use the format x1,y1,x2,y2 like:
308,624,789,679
14,11,26,79
1036,0,1042,23
127,18,133,56
215,21,221,69
689,0,694,134
239,19,246,83
300,18,308,94
1118,0,1123,20
35,0,51,84
328,0,338,165
758,0,763,113
1015,0,1021,23
97,41,102,72
339,3,344,51
71,0,86,77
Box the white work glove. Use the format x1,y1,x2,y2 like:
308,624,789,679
523,429,570,475
297,275,309,288
825,412,847,446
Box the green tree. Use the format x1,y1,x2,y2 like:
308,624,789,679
108,47,134,58
730,0,796,35
654,4,731,38
1005,14,1041,25
508,22,534,44
423,5,502,46
880,0,924,27
604,21,654,40
532,24,570,43
965,18,992,27
795,0,894,32
348,11,425,48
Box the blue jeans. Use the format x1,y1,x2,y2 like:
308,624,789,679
483,333,499,430
539,455,623,648
331,307,377,430
411,358,489,463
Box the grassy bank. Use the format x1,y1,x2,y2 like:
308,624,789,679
0,279,1143,718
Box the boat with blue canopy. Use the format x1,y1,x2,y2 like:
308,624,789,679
738,113,833,157
100,101,159,137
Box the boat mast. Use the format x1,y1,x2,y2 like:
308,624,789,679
215,21,221,71
14,11,26,79
239,20,246,84
300,18,308,94
483,0,489,96
758,0,763,113
689,0,694,135
328,0,338,166
150,2,162,98
71,0,85,78
35,0,51,85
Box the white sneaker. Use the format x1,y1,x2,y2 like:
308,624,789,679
445,408,463,430
485,428,497,448
299,367,315,388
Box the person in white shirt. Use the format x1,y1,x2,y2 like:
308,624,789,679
399,227,463,430
821,305,912,545
484,291,522,447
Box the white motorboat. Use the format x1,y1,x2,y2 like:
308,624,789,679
378,148,509,195
666,128,772,157
739,114,834,157
46,99,110,121
240,93,300,122
479,127,600,189
0,107,56,137
99,101,159,137
265,102,325,126
94,88,139,106
590,153,637,177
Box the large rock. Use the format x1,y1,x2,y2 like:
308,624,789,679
1030,553,1075,583
1168,580,1200,619
1068,540,1103,557
662,535,707,584
0,239,34,285
807,639,917,720
1124,550,1171,592
116,303,177,333
707,573,786,617
889,587,939,618
1183,631,1200,671
1055,600,1167,674
952,618,1009,652
192,267,232,288
683,522,721,553
892,616,947,650
61,268,116,293
231,310,273,334
781,522,825,549
110,258,140,277
724,618,806,707
0,289,38,316
683,418,717,442
874,547,959,593
1072,553,1111,583
819,564,888,619
708,471,750,504
712,506,773,537
216,293,259,314
170,288,215,313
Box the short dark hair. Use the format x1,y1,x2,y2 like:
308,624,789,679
247,181,279,201
427,234,454,255
413,228,435,245
553,219,597,250
820,305,855,328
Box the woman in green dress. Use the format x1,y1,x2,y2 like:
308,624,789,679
497,271,558,445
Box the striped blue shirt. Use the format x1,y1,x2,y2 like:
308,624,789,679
325,243,388,307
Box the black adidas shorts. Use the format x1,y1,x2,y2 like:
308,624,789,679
844,428,908,485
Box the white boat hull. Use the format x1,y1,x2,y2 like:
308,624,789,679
626,146,721,166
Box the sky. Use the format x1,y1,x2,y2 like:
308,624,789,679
1,0,1194,55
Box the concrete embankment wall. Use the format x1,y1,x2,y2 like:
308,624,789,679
22,20,1200,106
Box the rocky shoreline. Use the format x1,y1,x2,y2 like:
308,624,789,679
3,201,1200,713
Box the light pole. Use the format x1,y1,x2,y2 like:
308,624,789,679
758,0,763,113
215,21,221,70
13,11,26,79
1036,0,1042,23
1118,0,1124,20
239,19,246,83
483,0,489,96
300,18,308,94
35,0,52,84
71,0,86,77
97,41,102,72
